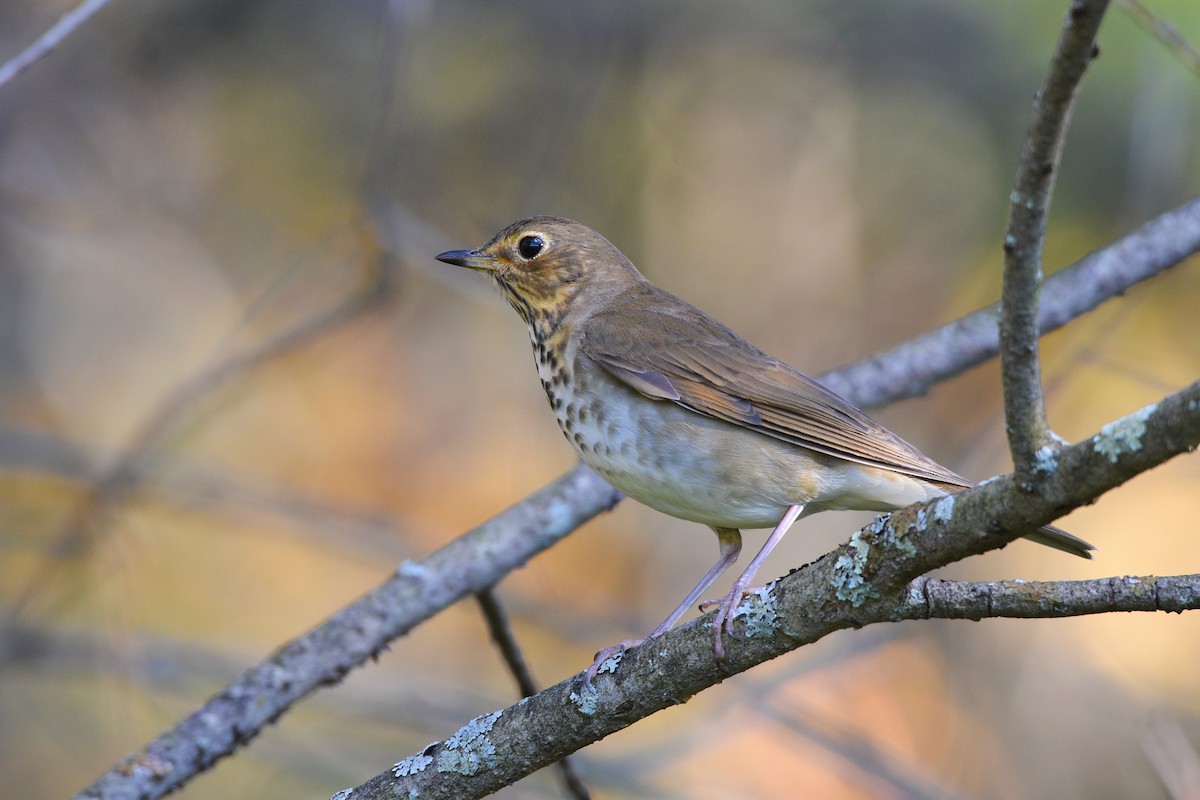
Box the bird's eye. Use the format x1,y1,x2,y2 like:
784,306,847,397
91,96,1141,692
517,235,545,259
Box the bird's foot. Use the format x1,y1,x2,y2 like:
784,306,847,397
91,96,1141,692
699,580,763,660
584,638,646,688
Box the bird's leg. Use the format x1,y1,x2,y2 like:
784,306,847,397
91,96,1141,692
700,503,805,660
585,527,741,686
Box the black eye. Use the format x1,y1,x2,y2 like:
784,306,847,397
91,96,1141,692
517,235,544,259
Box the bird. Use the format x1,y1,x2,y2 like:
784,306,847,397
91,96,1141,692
436,216,1093,681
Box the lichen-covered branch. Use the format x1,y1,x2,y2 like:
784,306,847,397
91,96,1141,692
345,380,1200,800
1000,0,1110,471
905,574,1200,620
71,463,621,800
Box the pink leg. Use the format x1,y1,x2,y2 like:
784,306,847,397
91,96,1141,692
701,503,805,660
585,527,742,686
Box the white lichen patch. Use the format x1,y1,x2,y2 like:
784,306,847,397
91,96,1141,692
393,745,436,777
833,529,876,607
437,711,503,776
1033,445,1059,475
907,581,925,606
733,586,778,638
330,789,354,800
932,495,955,524
594,651,623,676
1009,191,1037,210
569,684,599,716
396,560,429,580
1093,403,1157,463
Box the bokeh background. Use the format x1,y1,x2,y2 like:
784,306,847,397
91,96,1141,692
2,1,1199,797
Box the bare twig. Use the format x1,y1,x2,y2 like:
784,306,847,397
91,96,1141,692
476,589,592,800
312,381,1200,799
1119,0,1200,77
475,589,540,700
0,0,115,90
1000,0,1110,470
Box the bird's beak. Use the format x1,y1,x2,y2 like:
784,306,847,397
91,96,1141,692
435,249,498,271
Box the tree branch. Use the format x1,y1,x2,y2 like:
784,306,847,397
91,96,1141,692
360,380,1200,800
906,574,1200,620
1000,0,1110,469
71,463,621,800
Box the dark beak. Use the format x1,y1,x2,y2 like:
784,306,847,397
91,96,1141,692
435,249,497,271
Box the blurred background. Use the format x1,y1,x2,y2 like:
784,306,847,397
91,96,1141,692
2,1,1199,797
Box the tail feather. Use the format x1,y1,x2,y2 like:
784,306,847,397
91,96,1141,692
1022,524,1095,559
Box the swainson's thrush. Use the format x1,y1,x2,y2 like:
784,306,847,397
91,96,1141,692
437,217,1093,681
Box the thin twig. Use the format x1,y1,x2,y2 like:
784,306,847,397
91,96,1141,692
0,0,115,90
1000,0,1110,471
1119,0,1200,77
476,590,540,700
476,589,592,800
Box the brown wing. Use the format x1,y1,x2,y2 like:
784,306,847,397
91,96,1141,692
580,289,968,488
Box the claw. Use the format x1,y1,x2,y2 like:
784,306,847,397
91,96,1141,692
584,638,645,688
701,583,757,660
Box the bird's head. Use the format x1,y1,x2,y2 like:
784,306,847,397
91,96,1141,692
436,216,642,328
